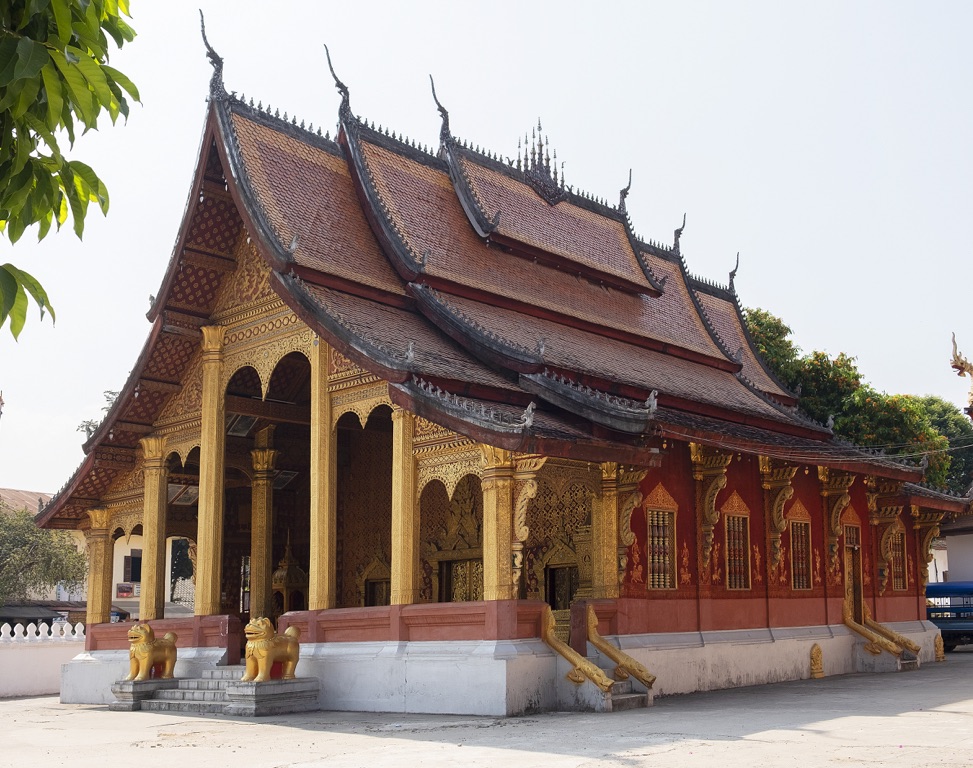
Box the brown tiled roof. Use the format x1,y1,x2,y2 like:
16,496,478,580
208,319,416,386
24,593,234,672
292,282,516,392
693,285,793,400
358,137,727,363
424,290,811,429
230,110,405,297
458,155,649,287
0,488,51,515
653,407,921,481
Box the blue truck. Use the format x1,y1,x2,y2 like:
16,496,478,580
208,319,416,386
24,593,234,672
926,581,973,652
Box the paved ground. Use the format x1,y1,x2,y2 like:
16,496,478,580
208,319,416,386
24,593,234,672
6,649,973,767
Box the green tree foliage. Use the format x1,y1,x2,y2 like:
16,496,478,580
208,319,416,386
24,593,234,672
839,389,950,488
919,395,973,493
795,351,862,427
744,307,968,491
76,387,118,437
743,307,801,388
0,504,87,606
0,0,139,339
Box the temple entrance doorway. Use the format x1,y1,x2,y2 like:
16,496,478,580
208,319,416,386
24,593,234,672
844,524,864,623
335,405,393,608
419,474,484,603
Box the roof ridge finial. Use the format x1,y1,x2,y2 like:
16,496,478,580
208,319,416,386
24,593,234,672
323,43,351,119
619,169,632,212
199,10,228,101
429,74,452,147
729,251,740,288
673,212,686,254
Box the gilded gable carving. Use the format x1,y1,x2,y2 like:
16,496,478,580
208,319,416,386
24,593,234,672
786,499,811,522
721,490,750,517
212,238,275,318
840,505,861,526
158,354,204,424
644,482,678,511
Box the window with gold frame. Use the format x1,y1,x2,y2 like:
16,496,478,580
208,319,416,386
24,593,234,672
646,508,676,589
721,491,751,591
890,528,907,591
790,520,812,590
726,514,751,590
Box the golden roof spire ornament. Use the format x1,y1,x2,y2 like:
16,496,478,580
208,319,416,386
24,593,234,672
951,332,973,410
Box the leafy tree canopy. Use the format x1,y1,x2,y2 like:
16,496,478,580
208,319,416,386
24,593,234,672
744,307,970,492
0,503,87,606
0,0,139,339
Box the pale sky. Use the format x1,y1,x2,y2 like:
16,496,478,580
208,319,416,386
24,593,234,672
2,1,972,494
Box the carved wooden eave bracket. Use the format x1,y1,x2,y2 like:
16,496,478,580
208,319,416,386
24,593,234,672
510,454,548,586
912,504,945,588
759,456,797,569
603,463,650,584
691,442,733,571
818,466,856,568
872,505,904,596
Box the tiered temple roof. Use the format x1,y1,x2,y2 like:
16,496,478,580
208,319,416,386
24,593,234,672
42,41,960,529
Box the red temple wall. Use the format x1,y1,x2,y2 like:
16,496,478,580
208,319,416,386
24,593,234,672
618,443,927,634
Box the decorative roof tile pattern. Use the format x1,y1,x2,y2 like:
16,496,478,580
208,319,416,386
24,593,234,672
694,286,792,400
296,283,516,391
230,110,406,296
428,290,805,428
458,155,648,287
359,137,727,363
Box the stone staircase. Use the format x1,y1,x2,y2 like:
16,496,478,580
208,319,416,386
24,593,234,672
898,650,920,672
603,668,651,711
112,666,320,716
140,667,240,714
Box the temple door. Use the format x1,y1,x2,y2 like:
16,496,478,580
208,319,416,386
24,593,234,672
843,525,864,623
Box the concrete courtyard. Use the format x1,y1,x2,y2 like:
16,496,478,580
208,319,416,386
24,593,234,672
5,648,973,767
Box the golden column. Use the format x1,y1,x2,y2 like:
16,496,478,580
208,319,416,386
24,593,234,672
308,337,337,609
481,447,515,601
250,426,279,620
592,463,622,599
84,508,114,626
390,406,419,605
139,435,169,620
195,325,226,615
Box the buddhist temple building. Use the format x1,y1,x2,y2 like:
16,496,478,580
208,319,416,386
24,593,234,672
39,38,970,714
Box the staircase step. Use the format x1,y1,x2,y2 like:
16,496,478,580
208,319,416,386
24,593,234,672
174,679,227,691
141,699,227,715
201,667,245,680
610,678,633,695
899,659,920,672
155,689,226,702
610,692,649,712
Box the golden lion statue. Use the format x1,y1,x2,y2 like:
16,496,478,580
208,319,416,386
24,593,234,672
242,617,301,682
123,624,177,681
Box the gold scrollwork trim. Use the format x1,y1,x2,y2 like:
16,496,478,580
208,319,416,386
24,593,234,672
222,326,314,399
331,383,391,428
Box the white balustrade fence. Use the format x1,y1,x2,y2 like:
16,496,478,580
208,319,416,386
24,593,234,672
0,621,86,698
